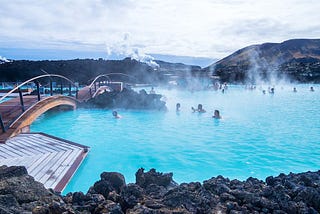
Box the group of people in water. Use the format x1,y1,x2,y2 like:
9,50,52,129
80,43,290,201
177,103,221,119
292,86,314,93
112,85,316,119
260,86,315,94
113,104,222,119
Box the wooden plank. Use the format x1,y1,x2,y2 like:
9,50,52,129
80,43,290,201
37,149,74,184
0,143,26,157
15,136,63,153
0,133,88,191
28,134,77,151
8,139,48,155
32,151,65,181
44,149,83,188
40,149,79,187
54,150,88,192
13,138,58,153
3,141,39,156
27,152,53,174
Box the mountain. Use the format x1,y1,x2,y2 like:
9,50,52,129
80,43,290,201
203,39,320,83
0,58,202,85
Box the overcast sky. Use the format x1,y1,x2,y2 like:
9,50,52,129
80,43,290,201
0,0,319,59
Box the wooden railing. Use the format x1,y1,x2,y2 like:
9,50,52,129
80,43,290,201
0,74,78,133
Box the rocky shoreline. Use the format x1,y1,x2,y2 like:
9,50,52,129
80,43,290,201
0,166,319,213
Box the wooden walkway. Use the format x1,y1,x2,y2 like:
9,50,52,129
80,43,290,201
0,133,89,192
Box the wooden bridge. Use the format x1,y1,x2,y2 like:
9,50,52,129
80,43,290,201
0,74,85,192
0,73,136,191
0,74,79,142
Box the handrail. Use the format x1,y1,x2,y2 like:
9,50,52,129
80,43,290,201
88,73,138,88
0,74,78,103
88,74,112,88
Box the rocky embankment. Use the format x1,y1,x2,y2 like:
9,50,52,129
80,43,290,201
1,166,320,213
81,88,167,111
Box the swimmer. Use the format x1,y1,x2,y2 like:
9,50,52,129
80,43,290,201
197,104,206,113
176,103,181,111
212,110,222,119
310,86,314,92
149,87,155,94
191,107,196,113
293,87,297,92
112,111,121,119
262,90,266,94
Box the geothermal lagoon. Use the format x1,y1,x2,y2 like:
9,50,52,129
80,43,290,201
31,85,320,194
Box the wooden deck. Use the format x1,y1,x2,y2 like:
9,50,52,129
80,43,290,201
0,132,89,192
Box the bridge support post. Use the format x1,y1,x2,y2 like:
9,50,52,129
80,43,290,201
36,81,41,101
0,114,5,133
18,88,25,112
60,83,63,95
69,84,72,96
76,88,78,99
50,80,53,96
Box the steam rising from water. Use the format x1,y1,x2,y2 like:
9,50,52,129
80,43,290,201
245,47,291,85
106,33,159,67
0,56,9,63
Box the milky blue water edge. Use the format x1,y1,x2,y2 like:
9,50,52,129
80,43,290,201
30,85,320,194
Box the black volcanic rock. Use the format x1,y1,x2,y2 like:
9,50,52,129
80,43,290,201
203,39,320,83
0,165,66,213
83,87,167,110
2,165,320,213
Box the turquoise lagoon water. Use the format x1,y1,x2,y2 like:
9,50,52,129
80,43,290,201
31,85,320,194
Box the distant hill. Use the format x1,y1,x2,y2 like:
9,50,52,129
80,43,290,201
0,47,213,67
203,39,320,83
0,58,203,85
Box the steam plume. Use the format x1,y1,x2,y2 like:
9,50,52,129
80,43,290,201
106,33,159,68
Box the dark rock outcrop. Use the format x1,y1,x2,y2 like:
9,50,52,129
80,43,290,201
1,165,320,213
82,88,167,110
0,165,66,213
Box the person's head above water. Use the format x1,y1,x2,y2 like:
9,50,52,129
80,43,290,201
176,103,181,111
197,104,206,113
213,110,221,119
112,111,121,118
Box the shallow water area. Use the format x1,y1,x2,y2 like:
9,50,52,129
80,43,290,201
31,85,320,194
